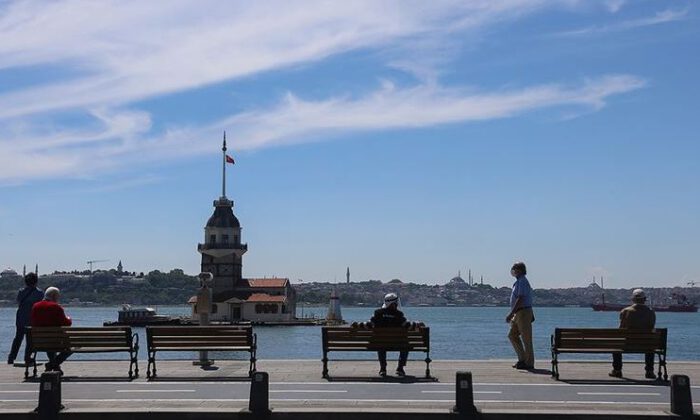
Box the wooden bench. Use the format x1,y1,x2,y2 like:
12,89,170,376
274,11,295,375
321,326,431,378
551,328,668,380
26,326,139,379
146,326,256,378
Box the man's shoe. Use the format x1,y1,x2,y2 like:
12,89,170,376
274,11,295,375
378,369,387,377
514,361,531,370
395,367,406,377
512,361,523,368
7,359,14,365
609,369,622,378
645,371,657,380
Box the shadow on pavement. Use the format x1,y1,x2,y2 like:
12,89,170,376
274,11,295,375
325,375,438,383
147,376,251,382
562,378,669,386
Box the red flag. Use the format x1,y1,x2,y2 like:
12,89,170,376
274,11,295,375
225,154,235,164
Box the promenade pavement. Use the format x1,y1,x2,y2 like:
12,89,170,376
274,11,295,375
0,358,698,416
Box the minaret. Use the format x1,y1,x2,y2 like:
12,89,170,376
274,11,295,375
197,132,248,300
346,267,350,284
35,264,38,275
22,265,26,277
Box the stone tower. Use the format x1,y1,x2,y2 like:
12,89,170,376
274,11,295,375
197,133,247,299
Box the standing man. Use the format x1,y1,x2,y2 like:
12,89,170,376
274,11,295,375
506,261,535,370
609,289,657,379
30,287,73,372
369,293,410,377
7,273,44,365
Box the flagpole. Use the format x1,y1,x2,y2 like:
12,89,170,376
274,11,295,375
222,131,227,198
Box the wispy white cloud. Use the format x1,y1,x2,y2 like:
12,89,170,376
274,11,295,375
0,0,560,119
0,75,646,182
554,8,688,37
0,0,652,184
604,0,626,14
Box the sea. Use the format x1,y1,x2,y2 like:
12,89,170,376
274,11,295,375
2,306,698,362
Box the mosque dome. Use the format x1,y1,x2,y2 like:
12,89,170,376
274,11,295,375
449,276,466,284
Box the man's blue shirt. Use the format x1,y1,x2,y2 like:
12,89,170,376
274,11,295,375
510,275,533,310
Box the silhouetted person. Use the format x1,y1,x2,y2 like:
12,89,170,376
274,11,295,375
7,273,44,365
609,289,656,379
30,287,72,372
369,293,411,377
506,261,535,370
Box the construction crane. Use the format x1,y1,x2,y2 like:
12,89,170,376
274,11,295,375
87,259,109,273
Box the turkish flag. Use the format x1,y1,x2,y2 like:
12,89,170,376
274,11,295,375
225,154,235,164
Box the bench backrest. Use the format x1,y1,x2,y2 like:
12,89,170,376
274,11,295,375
322,326,430,352
553,328,667,352
28,327,134,352
146,326,254,350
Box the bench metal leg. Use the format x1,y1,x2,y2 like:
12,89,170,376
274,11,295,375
129,349,139,379
249,353,256,377
551,351,559,380
147,351,156,379
659,353,668,381
424,353,432,378
322,352,329,379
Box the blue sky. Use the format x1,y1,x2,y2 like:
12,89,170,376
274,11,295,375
0,1,698,288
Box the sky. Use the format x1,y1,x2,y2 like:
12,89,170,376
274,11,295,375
0,0,698,289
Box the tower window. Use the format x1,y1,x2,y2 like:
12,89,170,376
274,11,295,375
234,235,239,244
222,235,229,243
209,234,216,244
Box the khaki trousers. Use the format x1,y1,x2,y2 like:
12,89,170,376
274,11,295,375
508,307,534,367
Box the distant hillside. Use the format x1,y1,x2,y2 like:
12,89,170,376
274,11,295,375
0,269,198,306
296,280,700,308
1,270,697,308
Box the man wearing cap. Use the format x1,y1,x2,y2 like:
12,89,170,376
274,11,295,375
610,288,657,379
369,293,410,377
506,262,535,370
30,287,73,372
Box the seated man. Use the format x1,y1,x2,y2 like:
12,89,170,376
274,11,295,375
30,287,73,372
368,293,413,377
610,289,657,379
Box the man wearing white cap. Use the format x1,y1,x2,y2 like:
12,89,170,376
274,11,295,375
369,293,410,377
610,288,657,379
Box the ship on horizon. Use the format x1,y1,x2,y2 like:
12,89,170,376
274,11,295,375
591,293,698,313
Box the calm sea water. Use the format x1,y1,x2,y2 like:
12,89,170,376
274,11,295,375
2,306,698,362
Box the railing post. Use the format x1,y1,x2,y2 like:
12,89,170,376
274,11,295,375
670,374,694,419
452,371,479,418
35,371,62,420
249,371,271,416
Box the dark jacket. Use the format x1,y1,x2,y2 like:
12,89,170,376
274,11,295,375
370,307,407,328
619,303,656,330
15,287,44,327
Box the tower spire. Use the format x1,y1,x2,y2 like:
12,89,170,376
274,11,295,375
222,131,227,198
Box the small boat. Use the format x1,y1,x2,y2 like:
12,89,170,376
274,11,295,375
103,304,190,326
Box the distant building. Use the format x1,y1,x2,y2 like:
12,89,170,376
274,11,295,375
191,135,297,323
448,271,466,285
0,268,21,281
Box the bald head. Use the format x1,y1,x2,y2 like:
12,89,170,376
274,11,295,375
44,287,60,302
